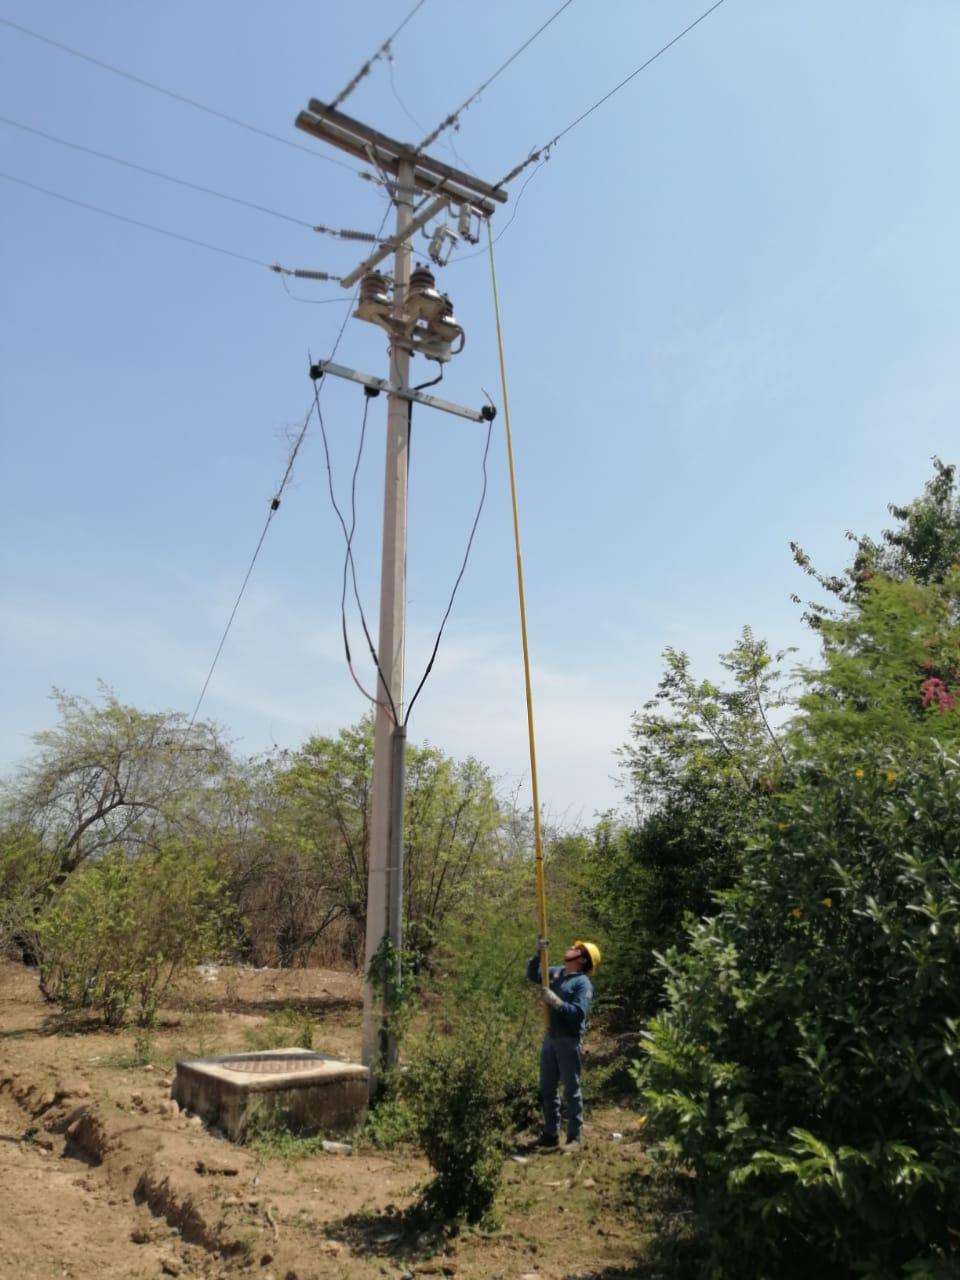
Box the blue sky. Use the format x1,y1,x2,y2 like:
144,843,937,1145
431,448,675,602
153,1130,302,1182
2,1,959,820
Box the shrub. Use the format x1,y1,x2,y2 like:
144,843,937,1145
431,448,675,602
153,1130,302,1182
638,753,960,1277
406,998,534,1226
35,845,231,1026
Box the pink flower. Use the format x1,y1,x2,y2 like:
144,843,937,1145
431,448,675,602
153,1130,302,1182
920,677,957,713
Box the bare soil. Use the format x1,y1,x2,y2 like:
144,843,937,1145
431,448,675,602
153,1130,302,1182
0,961,657,1280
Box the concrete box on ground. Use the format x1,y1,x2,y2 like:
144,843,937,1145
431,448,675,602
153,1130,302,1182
172,1049,368,1141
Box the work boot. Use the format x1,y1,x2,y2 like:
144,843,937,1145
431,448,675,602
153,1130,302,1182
561,1135,584,1154
534,1132,560,1150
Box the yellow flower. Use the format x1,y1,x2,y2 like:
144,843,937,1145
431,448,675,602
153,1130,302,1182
854,768,865,780
790,907,803,920
777,822,787,832
636,1115,648,1129
821,897,833,909
885,770,896,784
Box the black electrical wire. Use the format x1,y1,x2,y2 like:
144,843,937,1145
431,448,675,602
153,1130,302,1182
417,0,577,151
313,379,399,723
495,0,730,189
182,201,383,730
0,114,317,228
445,159,547,268
0,15,360,171
0,170,277,269
328,0,429,110
403,407,494,726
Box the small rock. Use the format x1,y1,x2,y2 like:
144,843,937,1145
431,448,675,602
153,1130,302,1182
188,1114,203,1128
520,1274,541,1280
259,1252,274,1266
221,1196,243,1207
321,1240,345,1256
582,1177,597,1189
160,1259,181,1277
611,1131,623,1141
320,1139,352,1155
195,1158,239,1176
143,1064,154,1072
131,1093,144,1108
130,1228,152,1244
509,1154,529,1165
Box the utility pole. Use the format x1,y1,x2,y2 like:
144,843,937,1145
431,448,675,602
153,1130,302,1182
294,103,506,1092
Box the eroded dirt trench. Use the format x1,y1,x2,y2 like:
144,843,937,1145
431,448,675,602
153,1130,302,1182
0,1083,211,1280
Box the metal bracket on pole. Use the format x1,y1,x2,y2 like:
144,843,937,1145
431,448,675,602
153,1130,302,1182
340,196,450,289
312,360,496,424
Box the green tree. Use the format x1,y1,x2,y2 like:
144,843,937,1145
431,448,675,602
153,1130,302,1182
797,569,960,756
592,630,791,1022
791,456,960,619
274,718,502,964
5,686,233,879
35,844,231,1026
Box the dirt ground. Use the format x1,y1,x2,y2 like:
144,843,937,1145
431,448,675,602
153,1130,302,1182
0,961,657,1280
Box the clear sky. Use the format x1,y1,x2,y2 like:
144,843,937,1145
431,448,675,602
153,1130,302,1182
2,1,959,821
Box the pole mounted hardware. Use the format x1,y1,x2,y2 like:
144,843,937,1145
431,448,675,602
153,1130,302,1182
293,94,507,1091
310,359,496,424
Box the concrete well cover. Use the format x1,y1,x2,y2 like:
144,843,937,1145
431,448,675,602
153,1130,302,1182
172,1048,369,1140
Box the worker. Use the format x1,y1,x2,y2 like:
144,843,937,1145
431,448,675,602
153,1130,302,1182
525,938,601,1152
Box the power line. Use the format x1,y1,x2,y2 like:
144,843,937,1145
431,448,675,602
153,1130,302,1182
1,171,276,269
417,0,577,151
446,158,548,267
404,411,494,725
0,14,359,172
496,0,730,189
2,169,352,289
328,0,429,111
0,114,317,229
185,203,387,727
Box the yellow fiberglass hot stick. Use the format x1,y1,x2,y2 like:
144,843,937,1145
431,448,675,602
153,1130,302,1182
487,222,550,1016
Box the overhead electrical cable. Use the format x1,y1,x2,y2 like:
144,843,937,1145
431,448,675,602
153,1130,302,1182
0,14,359,171
328,0,429,110
417,0,577,151
0,171,278,269
0,114,317,229
495,0,729,189
184,200,392,728
403,410,493,725
1,170,349,294
185,407,311,727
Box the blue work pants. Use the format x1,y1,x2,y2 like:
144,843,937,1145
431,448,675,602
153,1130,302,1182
539,1032,583,1141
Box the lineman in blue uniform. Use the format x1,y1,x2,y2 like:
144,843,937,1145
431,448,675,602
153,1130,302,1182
526,939,601,1151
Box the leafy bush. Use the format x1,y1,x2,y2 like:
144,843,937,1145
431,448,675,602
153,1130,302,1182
639,753,960,1277
243,1008,314,1051
0,827,52,960
406,999,534,1226
35,845,230,1026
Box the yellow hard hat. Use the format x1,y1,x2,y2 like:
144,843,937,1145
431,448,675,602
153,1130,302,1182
574,940,601,974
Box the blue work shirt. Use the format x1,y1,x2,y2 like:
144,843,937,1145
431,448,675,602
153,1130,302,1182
526,955,593,1041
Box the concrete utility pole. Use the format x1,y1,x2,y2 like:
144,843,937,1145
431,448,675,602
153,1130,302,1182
294,103,506,1092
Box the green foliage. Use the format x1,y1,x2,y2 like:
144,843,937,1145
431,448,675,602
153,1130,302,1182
0,827,53,958
797,570,960,756
274,717,502,966
238,1102,325,1160
406,997,533,1226
243,1008,314,1052
7,686,232,878
592,630,791,1024
792,457,960,618
638,753,960,1277
359,1094,418,1151
35,845,231,1026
